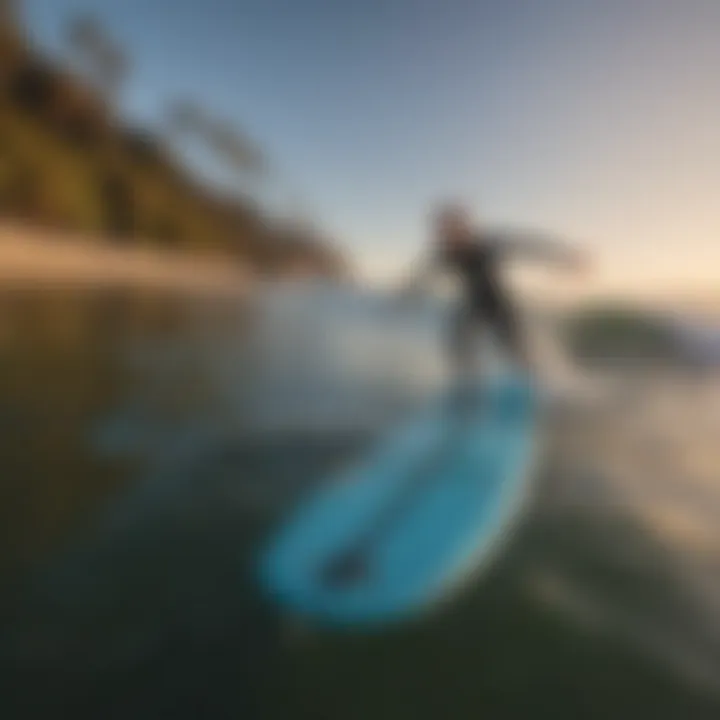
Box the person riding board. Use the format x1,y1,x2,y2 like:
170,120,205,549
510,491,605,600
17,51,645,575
320,204,589,588
405,203,589,382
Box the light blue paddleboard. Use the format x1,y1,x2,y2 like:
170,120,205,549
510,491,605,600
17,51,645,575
258,371,539,628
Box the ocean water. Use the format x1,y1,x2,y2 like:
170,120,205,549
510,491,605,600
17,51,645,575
1,284,719,720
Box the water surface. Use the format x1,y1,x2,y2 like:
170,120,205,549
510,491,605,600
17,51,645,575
1,285,719,719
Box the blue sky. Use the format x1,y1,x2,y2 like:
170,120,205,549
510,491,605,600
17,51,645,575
21,0,720,296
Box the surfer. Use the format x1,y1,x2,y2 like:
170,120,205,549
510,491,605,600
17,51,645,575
405,203,588,379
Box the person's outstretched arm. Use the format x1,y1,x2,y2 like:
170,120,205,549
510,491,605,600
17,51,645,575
397,251,441,298
491,229,587,270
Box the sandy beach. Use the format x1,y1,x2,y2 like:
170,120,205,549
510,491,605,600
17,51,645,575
0,221,253,298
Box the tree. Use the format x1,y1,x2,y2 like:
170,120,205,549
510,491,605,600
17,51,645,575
66,13,128,104
166,99,205,136
1,0,16,26
166,99,267,178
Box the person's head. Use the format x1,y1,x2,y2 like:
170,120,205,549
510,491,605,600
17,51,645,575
432,202,474,247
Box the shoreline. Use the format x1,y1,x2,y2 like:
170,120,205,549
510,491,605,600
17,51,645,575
0,221,254,299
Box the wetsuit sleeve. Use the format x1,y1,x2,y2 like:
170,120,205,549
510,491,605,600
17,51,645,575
490,230,581,267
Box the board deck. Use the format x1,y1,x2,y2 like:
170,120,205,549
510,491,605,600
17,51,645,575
258,372,538,628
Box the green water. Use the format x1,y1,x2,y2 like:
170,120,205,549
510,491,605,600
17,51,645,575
0,287,718,719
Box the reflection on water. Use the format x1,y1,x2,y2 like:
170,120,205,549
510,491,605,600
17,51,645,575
1,285,720,719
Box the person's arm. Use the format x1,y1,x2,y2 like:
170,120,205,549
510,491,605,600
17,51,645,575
491,229,587,270
397,250,442,297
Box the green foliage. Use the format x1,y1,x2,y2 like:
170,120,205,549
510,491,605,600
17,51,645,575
564,305,680,365
0,22,343,276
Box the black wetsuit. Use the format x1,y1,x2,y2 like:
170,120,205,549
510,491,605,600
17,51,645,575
438,236,522,364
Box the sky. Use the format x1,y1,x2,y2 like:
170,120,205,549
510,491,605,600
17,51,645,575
20,0,720,301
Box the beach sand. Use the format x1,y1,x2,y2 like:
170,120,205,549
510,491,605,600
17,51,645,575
0,221,253,298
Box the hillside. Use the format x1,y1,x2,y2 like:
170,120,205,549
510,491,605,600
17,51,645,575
0,5,346,279
563,304,685,368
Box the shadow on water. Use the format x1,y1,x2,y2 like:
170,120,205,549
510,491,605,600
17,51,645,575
1,287,720,719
